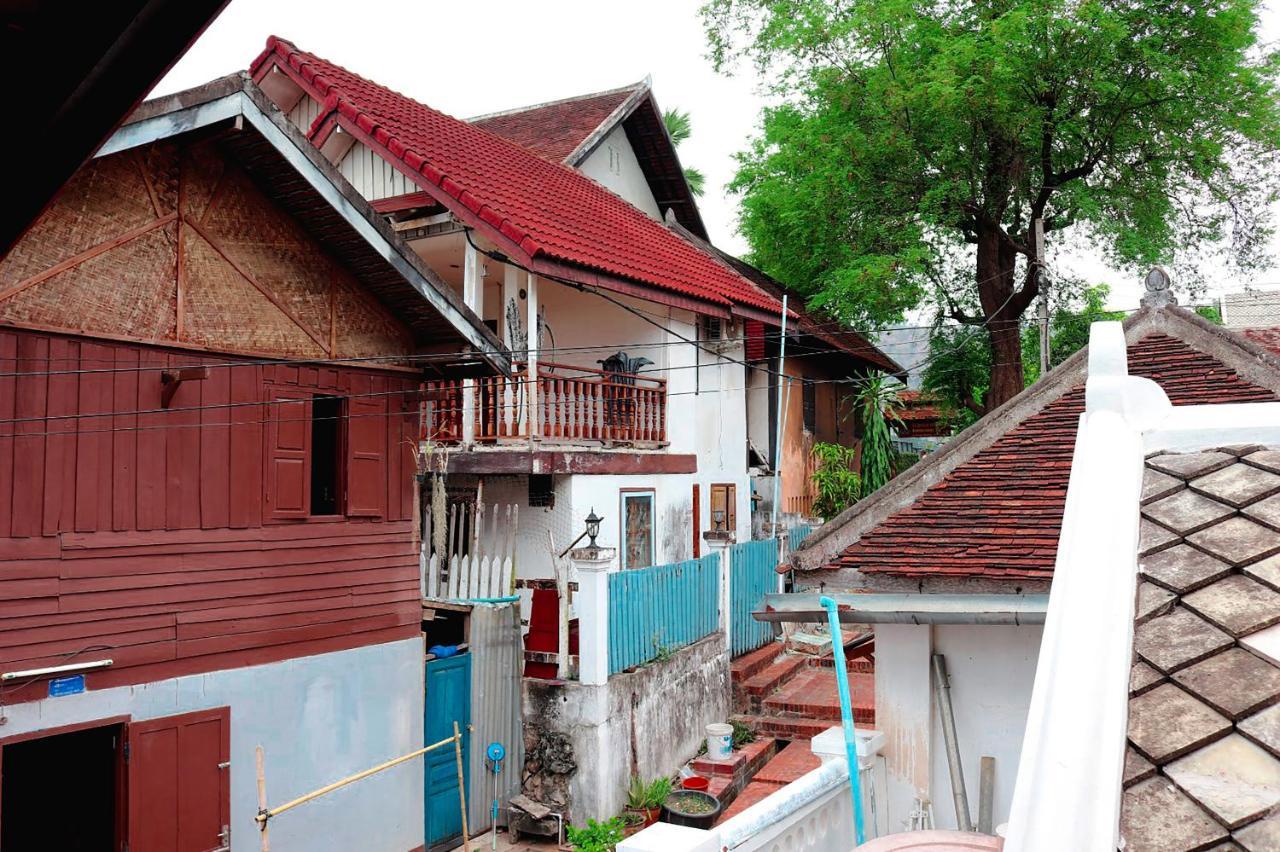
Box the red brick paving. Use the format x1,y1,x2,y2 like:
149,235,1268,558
730,714,833,741
715,780,784,824
761,669,875,723
731,642,783,682
743,655,807,697
691,737,775,778
751,740,822,785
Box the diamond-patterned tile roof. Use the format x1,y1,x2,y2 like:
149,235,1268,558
1122,450,1280,849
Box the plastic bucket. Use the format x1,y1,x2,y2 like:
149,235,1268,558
705,723,733,760
681,776,710,791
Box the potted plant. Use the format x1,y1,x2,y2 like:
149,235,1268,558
625,776,674,827
620,810,647,837
663,789,722,830
567,818,626,852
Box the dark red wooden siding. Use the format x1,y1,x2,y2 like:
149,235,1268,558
0,327,421,703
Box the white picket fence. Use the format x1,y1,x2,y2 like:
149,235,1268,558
424,500,518,601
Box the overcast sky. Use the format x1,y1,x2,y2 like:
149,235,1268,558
157,0,1280,315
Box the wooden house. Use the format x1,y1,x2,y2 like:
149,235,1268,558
0,74,506,852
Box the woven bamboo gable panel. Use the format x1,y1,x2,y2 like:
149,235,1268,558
0,139,413,361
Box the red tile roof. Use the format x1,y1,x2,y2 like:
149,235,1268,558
251,37,782,319
1244,327,1280,356
830,333,1277,579
470,87,637,163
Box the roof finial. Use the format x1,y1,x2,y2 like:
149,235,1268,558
1140,266,1177,309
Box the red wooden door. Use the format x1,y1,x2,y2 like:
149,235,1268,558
127,708,230,852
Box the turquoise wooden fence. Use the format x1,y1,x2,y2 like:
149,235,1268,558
730,538,779,656
607,553,720,675
788,523,815,551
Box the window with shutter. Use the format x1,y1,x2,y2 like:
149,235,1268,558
267,392,312,519
710,483,737,534
346,396,387,517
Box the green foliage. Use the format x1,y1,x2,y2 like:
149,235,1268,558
643,778,673,808
567,818,626,852
626,776,648,810
731,720,757,747
857,375,903,497
703,0,1280,406
663,108,707,197
810,442,861,519
1021,284,1126,384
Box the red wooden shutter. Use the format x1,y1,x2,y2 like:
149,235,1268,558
127,707,230,852
267,391,311,519
346,396,387,517
692,483,701,558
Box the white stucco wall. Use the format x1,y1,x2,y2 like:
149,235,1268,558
577,125,662,219
873,624,1041,834
1,638,425,852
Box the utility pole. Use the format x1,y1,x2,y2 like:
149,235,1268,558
1034,217,1050,376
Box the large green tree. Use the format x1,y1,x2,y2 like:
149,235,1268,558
703,0,1280,409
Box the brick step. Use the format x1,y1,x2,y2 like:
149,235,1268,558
691,736,776,781
715,780,786,825
807,653,875,674
751,740,822,785
761,669,874,722
742,655,807,698
731,642,785,684
731,714,835,742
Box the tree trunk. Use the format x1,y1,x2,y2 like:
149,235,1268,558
975,225,1025,410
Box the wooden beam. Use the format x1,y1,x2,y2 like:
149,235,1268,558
0,213,178,305
182,215,332,354
161,366,210,408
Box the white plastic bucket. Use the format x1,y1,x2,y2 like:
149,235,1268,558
706,723,733,761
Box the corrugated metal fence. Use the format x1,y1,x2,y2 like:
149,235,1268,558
608,554,720,675
730,538,780,656
467,603,525,833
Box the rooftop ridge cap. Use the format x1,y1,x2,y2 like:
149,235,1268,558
465,79,648,123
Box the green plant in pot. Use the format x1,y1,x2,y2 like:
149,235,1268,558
567,818,626,852
625,776,673,827
663,789,722,830
620,809,646,837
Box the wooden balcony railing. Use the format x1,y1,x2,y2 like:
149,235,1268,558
421,362,667,446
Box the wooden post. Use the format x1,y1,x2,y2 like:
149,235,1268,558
454,721,471,852
257,745,270,852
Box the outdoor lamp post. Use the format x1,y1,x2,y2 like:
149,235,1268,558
585,509,602,548
713,508,726,531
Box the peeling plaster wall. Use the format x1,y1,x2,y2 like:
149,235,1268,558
929,625,1040,832
522,634,730,823
873,624,1041,835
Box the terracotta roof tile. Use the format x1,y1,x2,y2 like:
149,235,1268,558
828,333,1276,579
251,37,782,318
470,88,636,163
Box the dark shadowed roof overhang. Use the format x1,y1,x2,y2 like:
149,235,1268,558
117,74,510,377
0,0,230,256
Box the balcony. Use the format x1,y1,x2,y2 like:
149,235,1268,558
422,361,667,447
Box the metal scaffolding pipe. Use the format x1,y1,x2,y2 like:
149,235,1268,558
932,654,973,832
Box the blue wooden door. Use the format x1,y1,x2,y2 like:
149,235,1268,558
425,653,471,848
